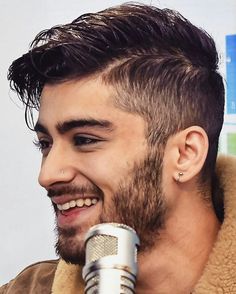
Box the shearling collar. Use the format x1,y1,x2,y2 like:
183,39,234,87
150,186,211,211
193,155,236,293
52,155,236,294
52,261,84,294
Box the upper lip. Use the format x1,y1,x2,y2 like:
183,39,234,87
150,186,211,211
51,195,99,205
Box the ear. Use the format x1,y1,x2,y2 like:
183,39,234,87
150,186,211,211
170,126,209,183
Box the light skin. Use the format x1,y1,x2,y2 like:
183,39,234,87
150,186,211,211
137,128,220,293
36,76,220,293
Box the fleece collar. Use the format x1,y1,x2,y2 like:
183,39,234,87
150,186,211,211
193,155,236,293
52,261,84,294
52,155,236,294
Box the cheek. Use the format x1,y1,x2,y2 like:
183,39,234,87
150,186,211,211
78,153,132,192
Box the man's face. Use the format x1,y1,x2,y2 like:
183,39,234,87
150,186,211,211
36,76,166,264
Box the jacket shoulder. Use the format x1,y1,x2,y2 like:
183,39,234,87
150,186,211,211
0,260,58,294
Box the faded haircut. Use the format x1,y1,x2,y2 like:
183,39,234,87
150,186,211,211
8,3,224,189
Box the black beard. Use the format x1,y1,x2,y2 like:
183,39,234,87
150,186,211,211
55,226,86,265
54,148,167,265
100,148,166,252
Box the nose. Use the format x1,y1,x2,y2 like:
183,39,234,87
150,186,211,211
38,144,76,188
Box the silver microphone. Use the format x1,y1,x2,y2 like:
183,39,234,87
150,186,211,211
82,223,140,294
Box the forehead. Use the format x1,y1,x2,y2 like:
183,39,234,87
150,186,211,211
39,77,113,118
38,76,146,133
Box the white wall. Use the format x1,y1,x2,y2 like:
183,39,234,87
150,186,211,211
1,0,236,285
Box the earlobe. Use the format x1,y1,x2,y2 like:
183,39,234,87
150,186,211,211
175,171,184,183
173,126,209,183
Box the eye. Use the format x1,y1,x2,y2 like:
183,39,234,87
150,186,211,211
73,135,100,147
33,139,51,154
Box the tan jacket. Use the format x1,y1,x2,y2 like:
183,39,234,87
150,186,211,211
1,155,236,293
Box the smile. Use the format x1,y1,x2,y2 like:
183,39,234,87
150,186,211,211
56,198,98,211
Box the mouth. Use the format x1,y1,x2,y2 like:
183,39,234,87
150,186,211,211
56,197,98,212
52,196,100,227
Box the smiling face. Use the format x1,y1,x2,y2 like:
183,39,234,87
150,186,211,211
36,76,166,264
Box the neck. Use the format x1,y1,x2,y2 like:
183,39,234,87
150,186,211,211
135,192,220,294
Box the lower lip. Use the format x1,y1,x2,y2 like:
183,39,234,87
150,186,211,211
57,204,99,227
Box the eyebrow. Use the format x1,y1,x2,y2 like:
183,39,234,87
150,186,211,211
34,122,49,134
34,118,114,135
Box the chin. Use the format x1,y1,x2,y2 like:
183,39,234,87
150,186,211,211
55,226,87,265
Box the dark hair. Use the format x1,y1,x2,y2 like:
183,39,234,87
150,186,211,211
8,3,224,186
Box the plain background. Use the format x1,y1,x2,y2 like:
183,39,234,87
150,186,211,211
1,0,236,285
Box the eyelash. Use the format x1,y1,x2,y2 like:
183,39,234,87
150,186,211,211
33,139,51,152
33,135,100,152
73,135,100,146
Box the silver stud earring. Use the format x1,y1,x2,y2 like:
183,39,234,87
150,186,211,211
176,172,184,182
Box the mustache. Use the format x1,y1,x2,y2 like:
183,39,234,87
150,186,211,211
47,184,103,198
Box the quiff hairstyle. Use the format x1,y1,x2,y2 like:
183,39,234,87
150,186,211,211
8,4,224,203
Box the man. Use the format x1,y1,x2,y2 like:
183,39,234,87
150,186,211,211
1,3,236,293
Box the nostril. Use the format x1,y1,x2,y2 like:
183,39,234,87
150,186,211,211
38,165,77,188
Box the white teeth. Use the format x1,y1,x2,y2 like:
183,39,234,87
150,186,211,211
62,202,70,210
92,198,98,205
76,199,84,208
84,198,92,206
70,200,76,208
56,198,98,211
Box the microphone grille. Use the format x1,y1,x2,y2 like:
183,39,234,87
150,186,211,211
86,234,118,263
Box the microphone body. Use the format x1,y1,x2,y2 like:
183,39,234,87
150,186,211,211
82,223,140,294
